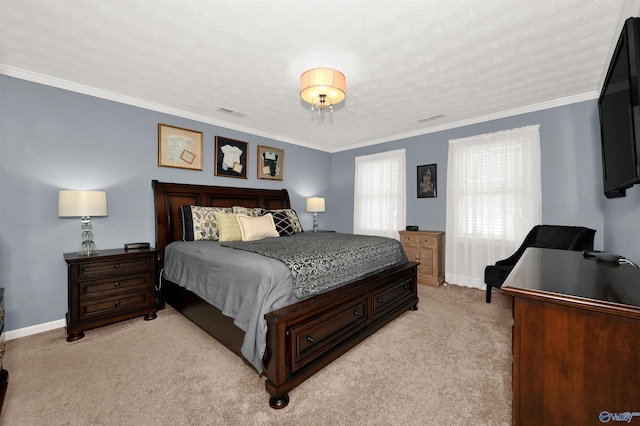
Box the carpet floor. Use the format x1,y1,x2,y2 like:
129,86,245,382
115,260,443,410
0,284,512,425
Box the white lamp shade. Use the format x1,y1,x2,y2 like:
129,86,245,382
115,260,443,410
300,68,346,105
58,190,108,217
306,197,326,213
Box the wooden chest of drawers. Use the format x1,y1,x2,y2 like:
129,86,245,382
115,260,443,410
64,249,158,341
0,289,7,415
399,230,444,286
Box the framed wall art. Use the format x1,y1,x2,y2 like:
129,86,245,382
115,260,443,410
257,145,284,181
417,164,437,198
158,123,203,170
215,136,248,179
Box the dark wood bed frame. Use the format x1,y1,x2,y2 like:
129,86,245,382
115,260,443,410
152,180,419,408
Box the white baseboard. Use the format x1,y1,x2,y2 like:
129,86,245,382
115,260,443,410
5,318,66,341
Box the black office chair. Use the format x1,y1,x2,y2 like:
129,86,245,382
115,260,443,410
484,225,596,303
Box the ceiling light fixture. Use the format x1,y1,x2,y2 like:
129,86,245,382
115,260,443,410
300,68,346,112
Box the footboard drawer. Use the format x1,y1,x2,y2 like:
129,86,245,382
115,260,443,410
373,276,414,320
289,297,369,373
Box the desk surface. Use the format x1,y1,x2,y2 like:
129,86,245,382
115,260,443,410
502,248,640,316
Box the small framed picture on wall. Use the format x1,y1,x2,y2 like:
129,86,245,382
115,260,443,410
417,164,437,198
215,136,248,179
257,145,284,180
158,123,203,171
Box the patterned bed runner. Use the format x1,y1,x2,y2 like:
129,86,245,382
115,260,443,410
222,232,407,298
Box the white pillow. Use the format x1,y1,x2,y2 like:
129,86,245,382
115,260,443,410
237,213,280,241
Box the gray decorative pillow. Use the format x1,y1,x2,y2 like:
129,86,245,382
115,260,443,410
232,206,263,217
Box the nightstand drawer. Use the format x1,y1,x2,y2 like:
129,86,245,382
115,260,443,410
400,235,417,246
76,256,153,280
79,291,152,321
80,274,151,300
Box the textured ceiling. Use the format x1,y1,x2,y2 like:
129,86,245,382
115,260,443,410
1,1,639,152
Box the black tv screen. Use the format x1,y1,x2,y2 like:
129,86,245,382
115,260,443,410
598,17,640,198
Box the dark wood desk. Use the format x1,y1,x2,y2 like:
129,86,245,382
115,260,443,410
502,248,640,426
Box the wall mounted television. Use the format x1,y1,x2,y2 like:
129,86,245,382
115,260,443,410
598,17,640,198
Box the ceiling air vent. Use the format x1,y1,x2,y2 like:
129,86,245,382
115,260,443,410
418,114,445,123
217,108,245,118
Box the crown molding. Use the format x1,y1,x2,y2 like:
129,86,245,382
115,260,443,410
2,64,598,154
332,92,599,152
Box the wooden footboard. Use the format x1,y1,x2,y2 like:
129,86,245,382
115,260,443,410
263,261,419,408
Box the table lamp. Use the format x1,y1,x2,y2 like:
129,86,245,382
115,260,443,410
58,190,108,255
306,197,325,233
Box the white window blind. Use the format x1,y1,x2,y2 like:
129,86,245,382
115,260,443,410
445,125,541,288
353,149,406,239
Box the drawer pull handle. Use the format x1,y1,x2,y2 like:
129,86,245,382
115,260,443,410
377,298,383,304
354,310,361,316
306,336,315,344
114,301,121,308
114,282,120,288
114,264,120,269
403,284,408,289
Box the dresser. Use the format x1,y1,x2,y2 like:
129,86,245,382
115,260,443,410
502,248,640,425
0,289,7,415
399,230,444,286
64,248,158,342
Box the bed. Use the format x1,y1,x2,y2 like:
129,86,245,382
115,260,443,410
152,180,419,408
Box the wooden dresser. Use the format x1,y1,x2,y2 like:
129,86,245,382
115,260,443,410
64,248,158,342
502,248,640,426
399,230,444,286
0,289,7,415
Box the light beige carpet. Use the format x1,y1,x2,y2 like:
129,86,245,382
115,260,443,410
0,284,512,426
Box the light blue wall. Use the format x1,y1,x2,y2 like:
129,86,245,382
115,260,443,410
2,74,639,334
330,100,607,252
0,75,331,331
603,184,640,259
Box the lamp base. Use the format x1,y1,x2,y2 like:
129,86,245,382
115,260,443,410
78,216,99,255
78,241,99,256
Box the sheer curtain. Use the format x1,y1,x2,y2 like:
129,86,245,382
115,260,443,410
354,149,406,239
445,125,541,288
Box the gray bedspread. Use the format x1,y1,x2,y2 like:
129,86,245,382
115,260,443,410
162,240,299,373
222,232,408,298
162,233,407,373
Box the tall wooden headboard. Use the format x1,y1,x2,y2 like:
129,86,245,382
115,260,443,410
151,180,291,259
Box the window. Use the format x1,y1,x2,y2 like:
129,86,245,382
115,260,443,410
353,149,406,239
445,126,541,288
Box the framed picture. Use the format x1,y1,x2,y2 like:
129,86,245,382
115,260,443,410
158,123,203,170
257,145,284,180
417,164,437,198
215,136,248,179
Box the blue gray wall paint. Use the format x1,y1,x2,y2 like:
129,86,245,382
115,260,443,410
2,74,639,333
331,100,609,253
0,75,330,331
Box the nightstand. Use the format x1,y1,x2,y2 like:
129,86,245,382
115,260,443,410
399,231,444,286
64,248,158,342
